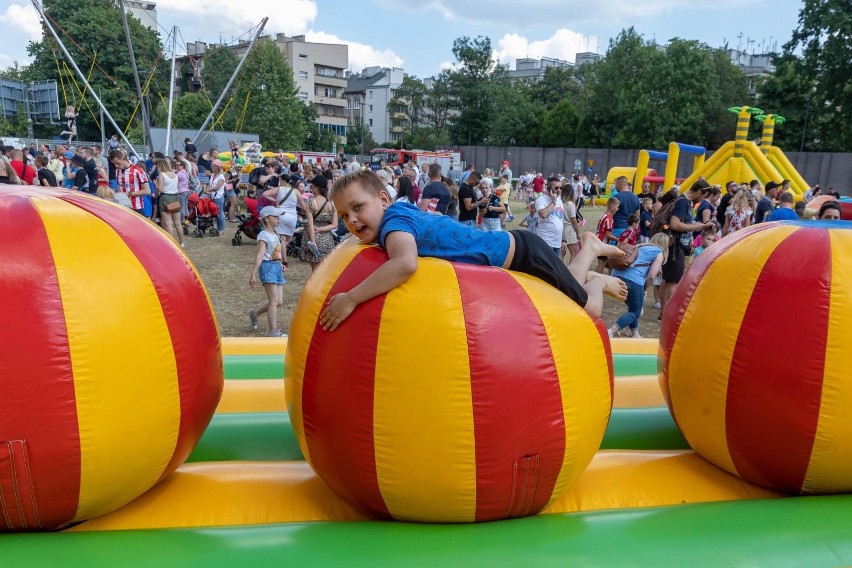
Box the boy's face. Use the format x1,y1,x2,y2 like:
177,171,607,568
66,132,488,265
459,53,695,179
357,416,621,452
333,183,390,244
608,202,618,214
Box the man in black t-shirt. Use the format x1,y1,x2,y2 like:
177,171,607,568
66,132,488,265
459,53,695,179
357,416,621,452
69,155,89,191
660,180,714,314
35,155,58,187
419,163,451,214
184,138,197,157
715,181,739,226
457,170,486,227
79,147,99,195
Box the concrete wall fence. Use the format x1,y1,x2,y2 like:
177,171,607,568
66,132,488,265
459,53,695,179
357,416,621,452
453,146,852,193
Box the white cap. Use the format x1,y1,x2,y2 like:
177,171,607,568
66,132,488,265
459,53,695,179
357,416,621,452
259,206,280,219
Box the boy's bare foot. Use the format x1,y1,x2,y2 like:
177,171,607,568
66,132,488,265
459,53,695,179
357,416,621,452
588,272,629,301
580,231,627,259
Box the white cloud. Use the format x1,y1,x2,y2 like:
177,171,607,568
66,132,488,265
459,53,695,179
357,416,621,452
306,31,403,72
0,2,41,42
493,29,598,68
396,0,759,26
157,0,317,39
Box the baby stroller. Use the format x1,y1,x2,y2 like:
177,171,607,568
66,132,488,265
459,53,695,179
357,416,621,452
186,193,220,238
232,197,261,246
287,217,307,261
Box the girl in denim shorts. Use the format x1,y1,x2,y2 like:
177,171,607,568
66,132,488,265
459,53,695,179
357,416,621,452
248,207,287,337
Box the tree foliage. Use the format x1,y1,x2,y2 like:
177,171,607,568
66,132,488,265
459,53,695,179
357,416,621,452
202,46,240,102
782,0,852,151
345,120,376,154
447,36,505,145
25,0,169,141
233,38,305,150
299,103,337,152
171,92,211,129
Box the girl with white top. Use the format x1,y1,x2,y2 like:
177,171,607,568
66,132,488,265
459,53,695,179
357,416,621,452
155,158,184,248
207,160,226,233
248,207,286,337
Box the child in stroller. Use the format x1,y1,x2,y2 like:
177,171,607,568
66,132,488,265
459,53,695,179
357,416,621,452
185,192,220,238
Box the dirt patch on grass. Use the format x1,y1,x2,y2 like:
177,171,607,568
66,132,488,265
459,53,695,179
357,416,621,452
185,199,661,340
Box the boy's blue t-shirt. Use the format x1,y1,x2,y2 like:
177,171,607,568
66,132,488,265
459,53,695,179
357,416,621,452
767,207,799,222
379,202,510,267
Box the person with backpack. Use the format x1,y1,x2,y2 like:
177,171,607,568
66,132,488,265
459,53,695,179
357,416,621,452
656,180,715,318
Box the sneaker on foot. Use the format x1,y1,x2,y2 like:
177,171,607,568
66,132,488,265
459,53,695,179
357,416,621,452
654,302,661,309
607,329,615,338
248,309,258,330
508,214,515,222
267,329,284,337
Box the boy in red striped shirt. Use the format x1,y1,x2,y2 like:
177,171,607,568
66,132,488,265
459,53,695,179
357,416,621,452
109,149,151,214
595,198,618,272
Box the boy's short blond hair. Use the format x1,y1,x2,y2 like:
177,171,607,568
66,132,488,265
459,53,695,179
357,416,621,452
331,170,386,199
607,197,619,208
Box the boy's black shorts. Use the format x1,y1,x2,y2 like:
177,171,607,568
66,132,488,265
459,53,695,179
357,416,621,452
509,230,588,307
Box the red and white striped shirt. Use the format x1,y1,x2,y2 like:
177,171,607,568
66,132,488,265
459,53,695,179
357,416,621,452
115,165,149,210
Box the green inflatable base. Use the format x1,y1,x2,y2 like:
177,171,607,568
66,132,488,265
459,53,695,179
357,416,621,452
8,496,852,566
187,407,688,463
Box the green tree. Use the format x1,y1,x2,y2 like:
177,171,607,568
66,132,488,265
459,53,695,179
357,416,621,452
424,72,454,144
299,103,337,152
202,46,240,101
26,0,168,142
171,93,212,129
540,99,579,147
345,121,376,154
489,81,543,146
446,36,504,145
232,38,305,149
388,75,428,133
754,54,813,151
784,0,852,151
528,67,581,110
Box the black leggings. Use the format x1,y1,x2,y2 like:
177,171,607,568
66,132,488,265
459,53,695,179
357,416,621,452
509,230,588,307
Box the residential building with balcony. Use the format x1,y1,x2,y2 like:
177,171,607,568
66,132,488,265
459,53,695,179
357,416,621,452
178,33,349,142
344,67,405,145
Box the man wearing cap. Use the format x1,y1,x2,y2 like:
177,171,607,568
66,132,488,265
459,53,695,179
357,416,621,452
756,181,780,223
500,160,513,186
716,181,739,226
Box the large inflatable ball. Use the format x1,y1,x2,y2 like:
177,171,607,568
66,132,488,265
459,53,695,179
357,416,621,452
0,187,223,531
286,239,613,523
660,220,852,494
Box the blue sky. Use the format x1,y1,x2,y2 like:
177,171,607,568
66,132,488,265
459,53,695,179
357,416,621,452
2,0,803,78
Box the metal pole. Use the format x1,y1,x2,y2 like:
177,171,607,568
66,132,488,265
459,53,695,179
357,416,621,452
360,94,364,157
165,26,177,155
99,89,105,148
31,0,140,158
118,0,151,150
193,17,268,144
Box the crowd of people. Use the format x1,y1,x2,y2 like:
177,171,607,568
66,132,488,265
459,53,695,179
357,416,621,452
1,137,844,339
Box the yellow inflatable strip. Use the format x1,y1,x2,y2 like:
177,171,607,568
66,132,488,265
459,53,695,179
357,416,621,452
609,338,658,355
216,373,666,414
221,337,288,356
218,380,287,413
613,375,666,408
219,336,651,357
69,451,783,531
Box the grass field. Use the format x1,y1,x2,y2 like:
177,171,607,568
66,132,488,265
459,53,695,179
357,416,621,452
184,199,663,339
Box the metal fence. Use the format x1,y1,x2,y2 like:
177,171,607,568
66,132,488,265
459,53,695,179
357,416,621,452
453,145,852,194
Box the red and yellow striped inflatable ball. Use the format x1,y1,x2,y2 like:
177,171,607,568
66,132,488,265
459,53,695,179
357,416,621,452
0,187,223,531
660,220,852,494
286,239,613,523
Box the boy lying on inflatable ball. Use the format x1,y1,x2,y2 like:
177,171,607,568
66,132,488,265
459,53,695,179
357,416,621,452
320,171,628,330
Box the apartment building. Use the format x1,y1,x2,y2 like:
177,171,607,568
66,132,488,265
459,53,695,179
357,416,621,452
344,67,405,145
180,33,349,142
123,0,158,33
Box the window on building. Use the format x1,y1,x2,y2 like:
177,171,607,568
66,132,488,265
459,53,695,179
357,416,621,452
298,91,309,101
391,132,401,141
298,71,308,80
319,123,347,137
354,100,361,110
369,119,373,127
368,90,373,99
298,53,308,60
345,99,351,109
322,88,337,97
369,105,373,112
